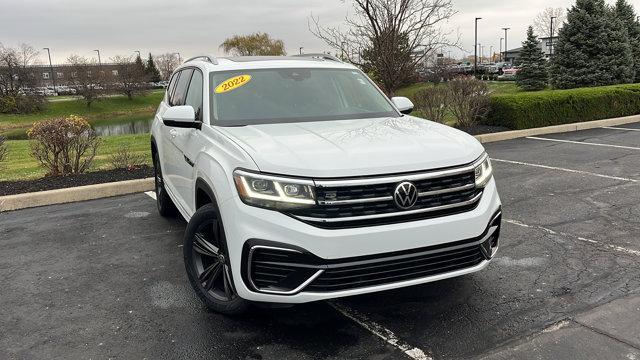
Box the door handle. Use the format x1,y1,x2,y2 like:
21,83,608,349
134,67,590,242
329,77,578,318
169,129,177,138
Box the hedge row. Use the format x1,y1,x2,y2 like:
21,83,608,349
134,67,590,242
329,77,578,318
483,84,640,130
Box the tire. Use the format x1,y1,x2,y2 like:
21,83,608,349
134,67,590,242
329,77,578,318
183,203,249,315
152,149,177,217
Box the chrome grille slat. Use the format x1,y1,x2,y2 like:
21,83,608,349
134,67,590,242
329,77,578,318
295,192,482,223
287,157,485,228
313,154,487,187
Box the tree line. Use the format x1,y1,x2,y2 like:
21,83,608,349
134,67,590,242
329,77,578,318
518,0,640,90
0,44,182,112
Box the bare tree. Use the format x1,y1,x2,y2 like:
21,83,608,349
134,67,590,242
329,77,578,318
220,33,286,56
310,0,457,95
111,55,149,100
66,54,103,108
533,7,566,38
0,43,41,95
0,43,46,113
155,53,180,81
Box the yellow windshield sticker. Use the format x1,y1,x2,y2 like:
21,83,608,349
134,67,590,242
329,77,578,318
214,74,252,93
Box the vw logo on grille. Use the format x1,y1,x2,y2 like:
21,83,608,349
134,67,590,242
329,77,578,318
393,182,418,209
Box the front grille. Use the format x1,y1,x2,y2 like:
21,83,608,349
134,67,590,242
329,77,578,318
287,163,483,229
306,239,485,292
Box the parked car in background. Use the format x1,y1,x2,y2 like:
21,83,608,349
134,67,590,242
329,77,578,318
56,86,77,95
499,67,519,80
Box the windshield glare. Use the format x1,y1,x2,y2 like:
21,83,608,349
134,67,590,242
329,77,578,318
209,68,398,126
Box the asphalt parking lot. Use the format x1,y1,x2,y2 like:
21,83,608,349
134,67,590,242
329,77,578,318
2,123,640,360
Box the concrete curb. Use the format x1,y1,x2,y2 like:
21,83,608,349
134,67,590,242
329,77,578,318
2,114,639,212
0,178,154,212
474,114,640,143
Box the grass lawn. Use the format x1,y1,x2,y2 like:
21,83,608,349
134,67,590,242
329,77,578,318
396,81,521,99
0,90,164,135
0,134,152,182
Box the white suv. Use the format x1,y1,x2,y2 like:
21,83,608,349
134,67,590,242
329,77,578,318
151,54,501,314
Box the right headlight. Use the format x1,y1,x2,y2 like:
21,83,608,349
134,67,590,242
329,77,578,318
233,169,316,210
474,154,493,188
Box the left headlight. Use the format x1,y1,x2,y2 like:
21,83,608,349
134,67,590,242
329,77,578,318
474,154,493,188
233,169,316,210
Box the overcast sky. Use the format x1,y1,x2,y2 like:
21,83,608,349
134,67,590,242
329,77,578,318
0,0,635,64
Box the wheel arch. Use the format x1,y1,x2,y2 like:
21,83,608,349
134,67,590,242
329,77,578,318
150,136,159,159
195,178,217,210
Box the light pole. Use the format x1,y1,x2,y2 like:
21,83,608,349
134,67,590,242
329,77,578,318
502,28,510,63
134,50,141,59
499,38,504,62
299,47,303,55
42,47,57,94
490,46,493,62
474,17,482,77
479,44,484,63
94,49,101,65
173,52,181,63
550,16,557,58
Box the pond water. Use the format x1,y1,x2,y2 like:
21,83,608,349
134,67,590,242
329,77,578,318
3,117,153,140
93,118,153,136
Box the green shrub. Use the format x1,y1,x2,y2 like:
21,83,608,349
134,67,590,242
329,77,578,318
413,86,449,123
449,77,490,127
27,115,100,176
0,94,46,114
109,144,146,170
484,84,640,129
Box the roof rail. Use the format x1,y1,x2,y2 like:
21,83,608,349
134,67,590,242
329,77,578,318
184,55,219,65
293,53,342,62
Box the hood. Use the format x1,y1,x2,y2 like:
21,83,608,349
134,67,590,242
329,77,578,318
217,116,484,178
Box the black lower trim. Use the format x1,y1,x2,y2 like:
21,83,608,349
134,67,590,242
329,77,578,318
184,155,194,167
241,208,502,295
163,119,202,129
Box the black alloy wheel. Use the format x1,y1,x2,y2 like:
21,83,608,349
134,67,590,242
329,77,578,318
153,150,176,217
184,204,249,314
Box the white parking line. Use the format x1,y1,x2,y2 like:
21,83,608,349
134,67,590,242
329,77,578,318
602,126,640,132
329,302,432,360
526,136,640,151
504,219,640,257
491,158,638,183
144,191,157,200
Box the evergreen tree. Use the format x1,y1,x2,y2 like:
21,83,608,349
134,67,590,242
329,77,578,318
145,53,162,83
550,0,634,89
615,0,640,82
134,54,146,81
516,26,548,91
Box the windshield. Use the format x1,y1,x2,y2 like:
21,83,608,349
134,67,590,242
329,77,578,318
209,68,398,126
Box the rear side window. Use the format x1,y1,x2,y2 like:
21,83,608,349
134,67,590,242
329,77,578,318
171,69,194,106
185,70,203,121
167,72,180,105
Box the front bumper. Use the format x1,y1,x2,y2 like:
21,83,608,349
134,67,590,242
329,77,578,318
220,178,501,303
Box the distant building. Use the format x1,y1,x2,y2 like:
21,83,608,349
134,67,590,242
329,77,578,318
504,36,559,64
2,63,121,88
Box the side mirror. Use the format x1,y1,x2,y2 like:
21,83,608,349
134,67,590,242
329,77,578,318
162,105,200,129
391,96,414,115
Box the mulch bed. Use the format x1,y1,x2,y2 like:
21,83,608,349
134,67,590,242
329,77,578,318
0,166,154,196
